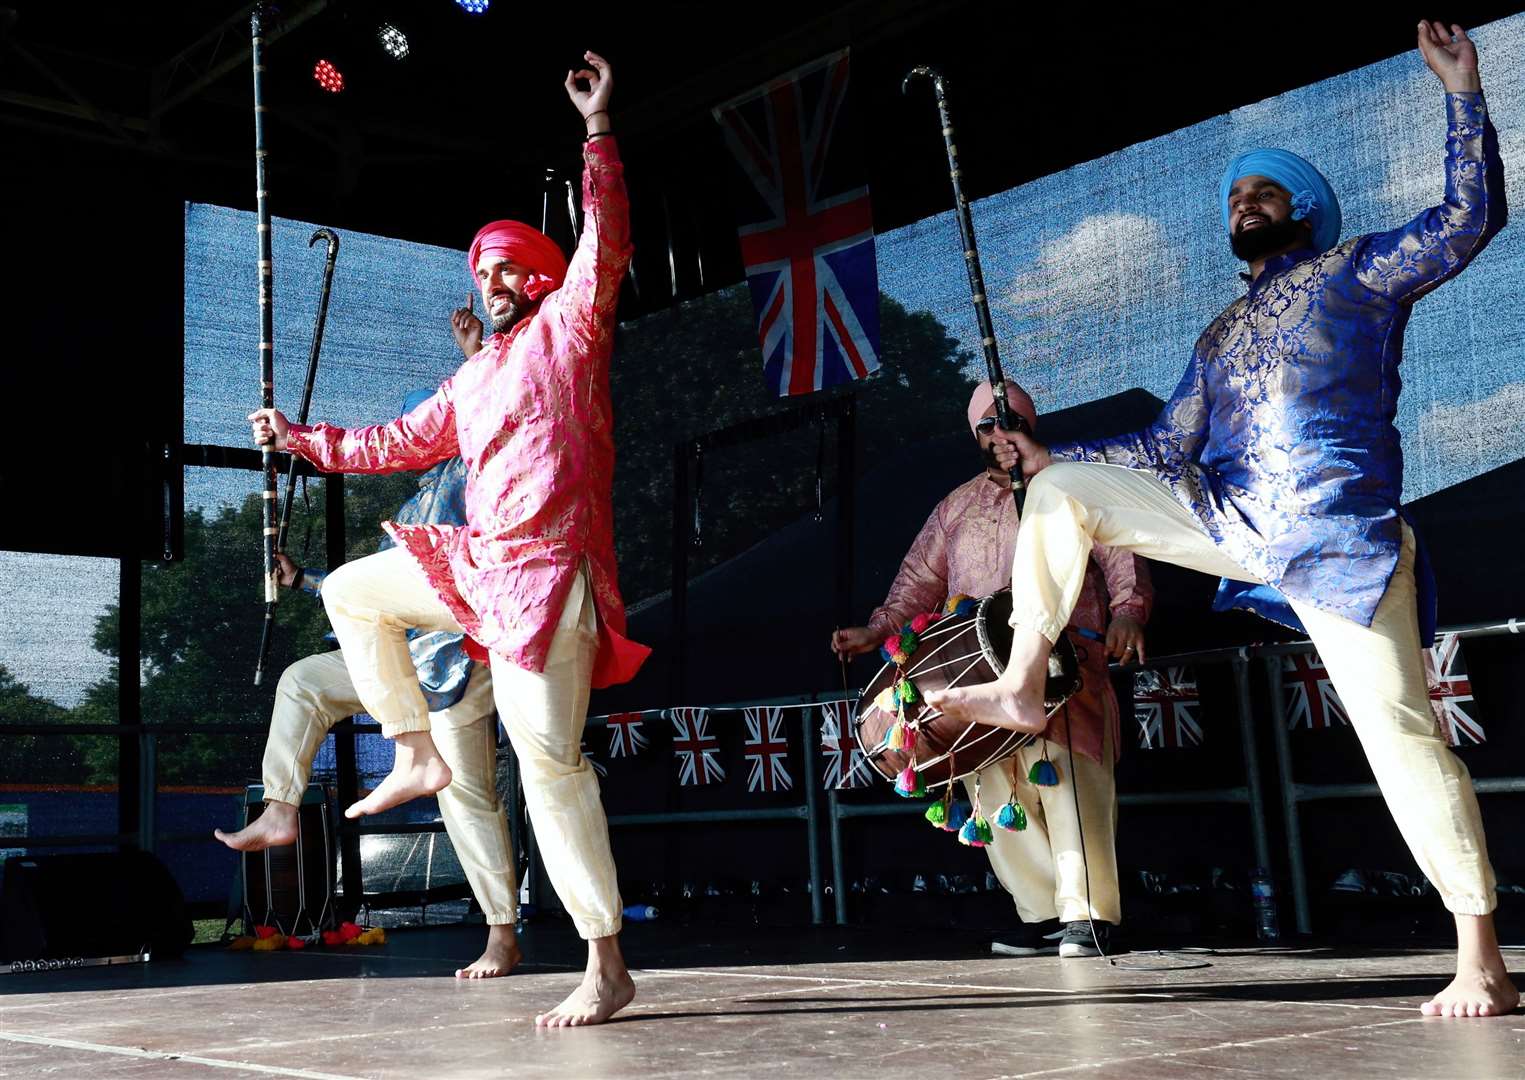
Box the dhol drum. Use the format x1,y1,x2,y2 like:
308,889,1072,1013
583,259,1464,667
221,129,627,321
855,590,1080,793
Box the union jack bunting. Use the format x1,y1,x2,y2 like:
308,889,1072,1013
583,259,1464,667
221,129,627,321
1283,652,1349,730
1425,632,1483,746
606,711,650,758
712,49,881,397
819,698,871,788
742,707,793,793
579,737,608,779
670,708,725,786
1133,667,1202,749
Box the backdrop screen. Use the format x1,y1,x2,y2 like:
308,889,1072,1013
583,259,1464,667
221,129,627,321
877,13,1525,503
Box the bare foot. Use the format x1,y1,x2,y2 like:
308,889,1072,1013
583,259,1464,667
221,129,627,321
1421,969,1520,1018
214,801,298,851
535,936,635,1028
1420,912,1520,1017
455,924,522,980
345,731,452,819
926,677,1048,733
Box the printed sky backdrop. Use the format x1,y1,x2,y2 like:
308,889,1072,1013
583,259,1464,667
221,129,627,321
877,13,1525,502
182,203,471,512
11,16,1520,711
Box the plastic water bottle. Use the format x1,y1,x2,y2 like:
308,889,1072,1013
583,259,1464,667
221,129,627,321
1250,868,1280,942
622,904,659,922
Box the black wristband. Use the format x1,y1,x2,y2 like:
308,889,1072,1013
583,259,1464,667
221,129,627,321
585,130,614,142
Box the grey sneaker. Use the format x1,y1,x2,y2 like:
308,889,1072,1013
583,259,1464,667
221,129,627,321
990,919,1062,956
1058,920,1110,958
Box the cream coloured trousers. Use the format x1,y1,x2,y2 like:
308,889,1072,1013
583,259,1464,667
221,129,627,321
263,652,516,924
318,547,623,939
1009,462,1496,916
964,721,1120,925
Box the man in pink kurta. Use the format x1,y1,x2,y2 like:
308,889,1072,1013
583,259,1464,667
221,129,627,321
834,383,1152,956
249,52,639,1028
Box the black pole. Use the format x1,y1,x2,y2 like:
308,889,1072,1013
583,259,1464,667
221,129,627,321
670,441,691,701
252,6,280,685
274,228,339,556
834,399,856,638
902,66,1029,512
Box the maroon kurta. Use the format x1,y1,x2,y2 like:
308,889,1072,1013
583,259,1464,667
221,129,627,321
869,473,1152,763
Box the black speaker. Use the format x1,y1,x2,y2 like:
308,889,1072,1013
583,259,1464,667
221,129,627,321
1,850,191,963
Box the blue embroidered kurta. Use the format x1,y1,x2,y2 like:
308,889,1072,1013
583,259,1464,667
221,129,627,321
1054,93,1505,632
301,456,476,711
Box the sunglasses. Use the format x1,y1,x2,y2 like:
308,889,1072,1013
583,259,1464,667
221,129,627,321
976,414,1030,436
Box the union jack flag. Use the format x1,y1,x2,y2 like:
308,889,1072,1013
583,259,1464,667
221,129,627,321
1284,652,1349,730
579,737,608,779
670,708,725,786
820,699,871,788
606,712,649,758
1134,667,1202,749
742,707,793,793
712,49,881,397
1425,632,1483,746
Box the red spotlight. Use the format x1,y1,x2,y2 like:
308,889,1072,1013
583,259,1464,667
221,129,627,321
313,59,345,93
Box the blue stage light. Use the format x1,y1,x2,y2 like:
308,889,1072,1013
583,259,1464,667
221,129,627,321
455,0,489,14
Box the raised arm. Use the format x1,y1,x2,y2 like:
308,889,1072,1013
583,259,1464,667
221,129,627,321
1354,23,1506,303
546,51,633,351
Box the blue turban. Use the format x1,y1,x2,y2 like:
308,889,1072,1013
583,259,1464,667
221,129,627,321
400,388,435,417
1219,149,1341,253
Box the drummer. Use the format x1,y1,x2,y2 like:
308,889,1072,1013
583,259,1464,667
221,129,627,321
832,383,1152,956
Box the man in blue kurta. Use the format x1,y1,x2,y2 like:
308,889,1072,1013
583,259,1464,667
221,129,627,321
931,22,1516,1017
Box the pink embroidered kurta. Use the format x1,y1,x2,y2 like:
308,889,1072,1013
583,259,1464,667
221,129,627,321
868,473,1152,764
284,138,649,688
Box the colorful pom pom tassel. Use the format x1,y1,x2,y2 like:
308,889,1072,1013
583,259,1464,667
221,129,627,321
896,677,919,705
1028,758,1060,786
894,765,926,798
887,721,905,751
958,817,992,847
942,593,975,616
874,686,898,714
879,630,920,666
924,800,948,828
943,799,970,832
994,800,1028,832
909,611,941,634
899,721,918,751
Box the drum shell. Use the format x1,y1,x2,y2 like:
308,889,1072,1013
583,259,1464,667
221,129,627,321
854,592,1078,792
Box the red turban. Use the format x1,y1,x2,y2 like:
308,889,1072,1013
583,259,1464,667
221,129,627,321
467,220,569,302
967,381,1038,434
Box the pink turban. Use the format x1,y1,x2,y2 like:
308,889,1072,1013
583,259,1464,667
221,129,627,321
467,220,569,302
967,381,1038,435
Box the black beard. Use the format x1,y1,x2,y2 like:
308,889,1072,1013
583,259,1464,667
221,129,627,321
1229,216,1307,262
488,296,527,333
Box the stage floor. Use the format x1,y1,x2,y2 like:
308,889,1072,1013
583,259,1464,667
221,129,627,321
1,923,1520,1079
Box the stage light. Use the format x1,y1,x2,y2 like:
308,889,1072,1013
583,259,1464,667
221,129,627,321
455,0,489,13
377,23,409,60
313,59,345,93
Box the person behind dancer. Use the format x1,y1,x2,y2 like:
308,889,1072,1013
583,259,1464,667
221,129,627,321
930,23,1516,1017
247,51,645,1027
216,390,520,980
833,384,1152,957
